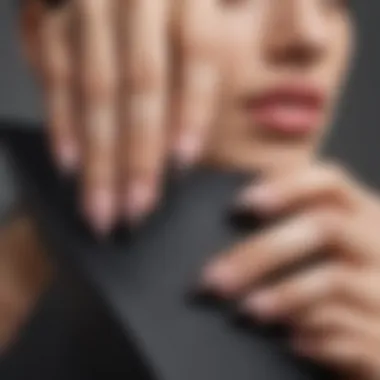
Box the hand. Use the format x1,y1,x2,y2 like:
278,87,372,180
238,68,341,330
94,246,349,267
201,162,380,379
21,0,220,233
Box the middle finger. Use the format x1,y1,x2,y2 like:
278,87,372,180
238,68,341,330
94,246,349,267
122,0,169,225
78,0,118,234
200,208,339,297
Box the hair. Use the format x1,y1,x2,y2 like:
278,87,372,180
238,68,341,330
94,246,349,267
0,211,52,351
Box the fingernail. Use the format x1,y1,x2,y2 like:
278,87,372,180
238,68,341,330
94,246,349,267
175,134,201,170
125,182,155,227
236,185,278,213
86,189,114,237
241,292,277,320
58,143,78,173
199,261,237,296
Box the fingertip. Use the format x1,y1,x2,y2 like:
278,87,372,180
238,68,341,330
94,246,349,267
240,292,278,321
198,260,238,298
57,142,79,174
83,188,115,238
124,180,158,228
173,133,202,170
234,185,280,216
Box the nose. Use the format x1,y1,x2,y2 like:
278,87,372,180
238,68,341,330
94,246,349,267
264,0,328,68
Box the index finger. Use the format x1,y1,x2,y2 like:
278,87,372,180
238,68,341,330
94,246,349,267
200,209,332,297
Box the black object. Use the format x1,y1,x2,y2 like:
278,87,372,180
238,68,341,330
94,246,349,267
0,121,331,380
16,0,67,10
40,0,67,10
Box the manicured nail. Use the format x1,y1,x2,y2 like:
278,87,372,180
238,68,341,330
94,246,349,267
58,143,78,173
236,185,279,213
199,261,237,296
125,181,155,227
241,292,277,320
175,133,201,170
86,189,114,237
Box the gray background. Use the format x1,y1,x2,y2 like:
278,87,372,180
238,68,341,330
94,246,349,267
0,0,379,189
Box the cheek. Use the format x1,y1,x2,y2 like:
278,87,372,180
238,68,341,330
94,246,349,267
327,22,355,94
217,13,263,91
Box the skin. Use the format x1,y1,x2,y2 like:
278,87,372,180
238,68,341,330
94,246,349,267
20,0,221,232
20,0,352,230
201,164,380,379
5,0,380,378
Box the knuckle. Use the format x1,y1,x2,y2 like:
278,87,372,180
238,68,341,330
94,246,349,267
81,72,116,102
124,154,160,180
125,58,164,94
86,160,113,185
280,285,296,309
126,166,157,184
328,266,347,294
324,161,350,190
314,207,343,239
46,62,71,87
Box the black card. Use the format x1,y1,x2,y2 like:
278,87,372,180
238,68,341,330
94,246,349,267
1,122,331,380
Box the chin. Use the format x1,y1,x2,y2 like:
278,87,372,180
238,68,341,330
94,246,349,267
204,134,318,176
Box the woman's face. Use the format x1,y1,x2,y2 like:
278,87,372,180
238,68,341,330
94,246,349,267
206,0,355,174
21,0,354,176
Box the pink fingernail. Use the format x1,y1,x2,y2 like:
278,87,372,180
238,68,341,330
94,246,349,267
125,182,156,227
58,143,78,173
199,261,237,296
242,292,277,320
85,189,114,237
236,186,279,214
175,134,201,169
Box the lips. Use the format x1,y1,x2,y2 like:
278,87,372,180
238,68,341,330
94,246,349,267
245,84,325,134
